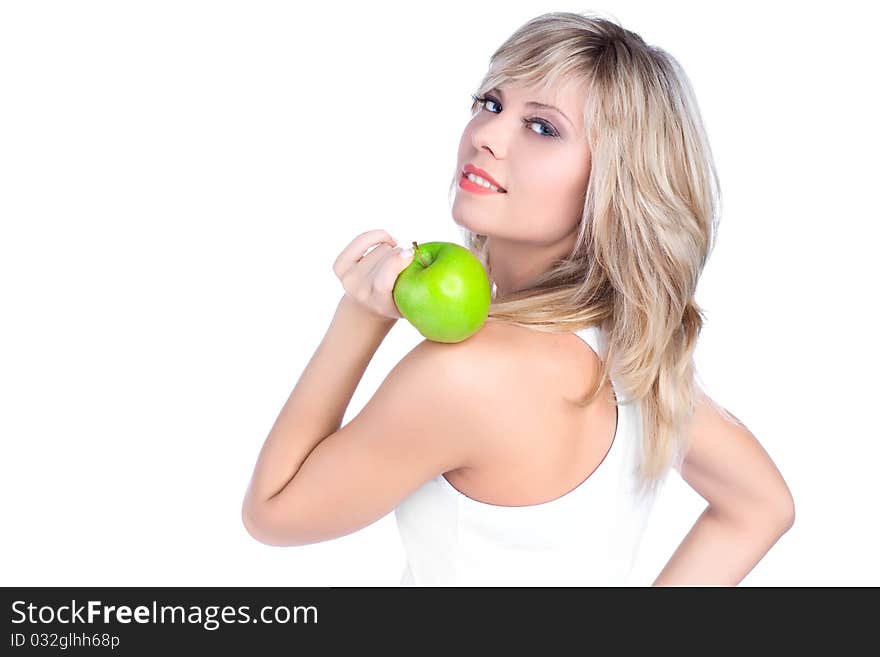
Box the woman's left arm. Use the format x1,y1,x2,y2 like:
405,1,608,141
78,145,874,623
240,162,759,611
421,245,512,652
652,389,795,586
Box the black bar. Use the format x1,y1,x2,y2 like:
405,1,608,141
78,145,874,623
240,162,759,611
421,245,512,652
1,586,873,653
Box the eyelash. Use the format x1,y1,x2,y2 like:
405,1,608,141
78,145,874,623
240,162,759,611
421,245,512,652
470,94,561,139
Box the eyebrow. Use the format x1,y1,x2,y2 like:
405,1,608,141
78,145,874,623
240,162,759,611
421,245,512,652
487,87,574,129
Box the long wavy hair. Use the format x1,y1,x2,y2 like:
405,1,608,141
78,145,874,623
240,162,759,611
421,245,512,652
448,11,727,499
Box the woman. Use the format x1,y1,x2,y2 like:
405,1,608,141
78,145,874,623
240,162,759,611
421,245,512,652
241,12,795,586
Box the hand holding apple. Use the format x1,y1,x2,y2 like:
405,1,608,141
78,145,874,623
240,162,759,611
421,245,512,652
332,229,414,321
392,241,491,343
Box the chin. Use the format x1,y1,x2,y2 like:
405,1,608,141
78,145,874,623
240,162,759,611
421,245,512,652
451,206,492,236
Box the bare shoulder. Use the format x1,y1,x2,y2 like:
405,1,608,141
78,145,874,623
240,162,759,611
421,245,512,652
425,319,604,440
378,322,522,465
403,321,518,381
393,322,549,445
401,321,528,411
399,321,511,388
453,319,600,384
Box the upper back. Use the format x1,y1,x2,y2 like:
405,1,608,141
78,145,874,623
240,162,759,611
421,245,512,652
394,320,666,586
440,320,620,507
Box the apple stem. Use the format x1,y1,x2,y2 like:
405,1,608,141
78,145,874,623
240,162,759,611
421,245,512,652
412,241,429,268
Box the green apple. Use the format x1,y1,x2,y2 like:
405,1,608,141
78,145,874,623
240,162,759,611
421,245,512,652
393,241,491,343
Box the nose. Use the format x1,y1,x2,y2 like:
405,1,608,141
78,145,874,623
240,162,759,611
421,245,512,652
470,115,509,159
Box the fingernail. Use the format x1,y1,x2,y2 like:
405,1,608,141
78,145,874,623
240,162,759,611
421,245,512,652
400,248,413,258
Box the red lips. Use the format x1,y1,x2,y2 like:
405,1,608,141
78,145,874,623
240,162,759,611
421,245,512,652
463,164,506,192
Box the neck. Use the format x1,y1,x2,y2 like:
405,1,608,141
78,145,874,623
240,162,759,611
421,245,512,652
487,231,577,300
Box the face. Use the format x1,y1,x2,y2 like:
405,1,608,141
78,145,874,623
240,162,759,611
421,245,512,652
452,77,592,248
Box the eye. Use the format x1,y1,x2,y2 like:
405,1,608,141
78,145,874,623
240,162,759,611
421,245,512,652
471,94,500,113
469,94,560,139
522,117,559,138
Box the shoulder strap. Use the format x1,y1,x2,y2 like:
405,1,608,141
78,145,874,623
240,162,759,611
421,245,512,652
572,324,601,358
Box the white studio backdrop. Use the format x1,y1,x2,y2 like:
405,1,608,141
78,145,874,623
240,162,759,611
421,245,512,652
1,0,877,586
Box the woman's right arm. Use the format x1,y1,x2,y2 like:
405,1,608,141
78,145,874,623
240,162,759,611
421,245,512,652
652,391,795,586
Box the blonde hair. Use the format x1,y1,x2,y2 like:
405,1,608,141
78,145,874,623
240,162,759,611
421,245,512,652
449,11,723,499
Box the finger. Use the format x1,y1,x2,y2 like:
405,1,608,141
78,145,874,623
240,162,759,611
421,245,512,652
335,230,397,277
340,243,393,291
375,246,414,293
357,240,394,264
333,229,397,278
357,242,394,276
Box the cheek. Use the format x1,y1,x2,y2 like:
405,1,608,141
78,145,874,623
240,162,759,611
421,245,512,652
528,149,581,185
556,153,590,202
524,160,582,206
517,160,587,233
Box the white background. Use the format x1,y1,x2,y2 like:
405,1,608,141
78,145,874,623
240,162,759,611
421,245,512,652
2,0,877,587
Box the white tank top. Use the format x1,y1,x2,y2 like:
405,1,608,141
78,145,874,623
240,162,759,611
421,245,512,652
393,324,666,586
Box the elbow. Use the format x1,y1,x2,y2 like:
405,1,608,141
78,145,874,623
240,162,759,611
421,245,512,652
241,501,270,545
241,500,282,547
241,500,307,547
776,489,796,532
758,487,795,534
765,474,796,532
715,488,795,535
241,485,281,546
